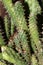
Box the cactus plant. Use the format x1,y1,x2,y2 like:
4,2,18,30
0,0,43,65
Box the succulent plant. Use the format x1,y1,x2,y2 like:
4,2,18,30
0,0,43,65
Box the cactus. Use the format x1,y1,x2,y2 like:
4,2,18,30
1,46,27,65
25,0,43,65
4,15,10,39
0,0,43,65
31,54,39,65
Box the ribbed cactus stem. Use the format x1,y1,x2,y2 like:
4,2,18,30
29,15,42,52
14,2,31,63
2,0,31,64
8,30,31,64
18,30,31,63
11,18,15,35
8,32,22,53
4,15,10,39
25,0,41,15
14,1,28,31
30,38,38,54
1,46,27,65
25,0,43,65
2,0,28,31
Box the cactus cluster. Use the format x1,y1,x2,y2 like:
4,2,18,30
0,0,43,65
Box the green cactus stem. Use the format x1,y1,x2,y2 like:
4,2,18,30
31,54,39,65
8,30,31,64
29,15,42,52
11,18,15,35
2,0,31,63
1,0,42,65
4,15,10,39
1,46,27,65
25,0,41,15
17,30,31,63
25,0,43,65
2,0,28,31
14,2,31,63
8,34,28,64
8,32,22,54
